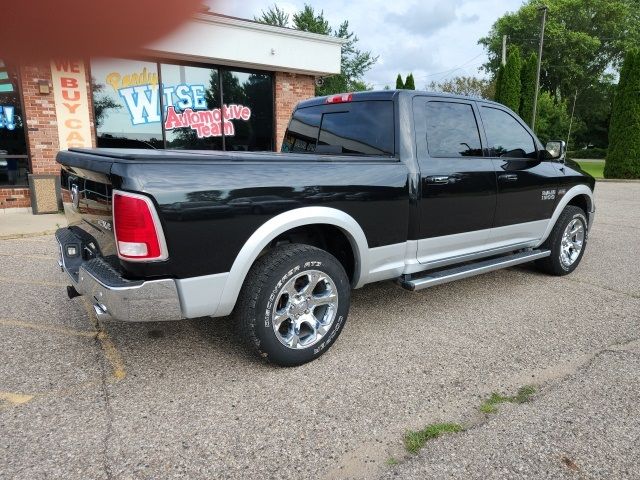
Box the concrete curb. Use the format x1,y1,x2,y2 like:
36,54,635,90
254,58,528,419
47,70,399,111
0,230,58,241
0,230,56,241
596,178,640,183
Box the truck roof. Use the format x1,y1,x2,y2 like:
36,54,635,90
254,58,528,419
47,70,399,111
296,89,504,109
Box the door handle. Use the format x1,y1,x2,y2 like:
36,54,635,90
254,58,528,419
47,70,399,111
499,173,518,182
426,175,451,184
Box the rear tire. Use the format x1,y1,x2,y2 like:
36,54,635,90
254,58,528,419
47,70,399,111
536,205,588,276
235,244,350,366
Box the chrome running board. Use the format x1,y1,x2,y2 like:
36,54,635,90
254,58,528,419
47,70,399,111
398,249,551,291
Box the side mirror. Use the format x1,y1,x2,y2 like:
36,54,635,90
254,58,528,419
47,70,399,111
544,140,566,162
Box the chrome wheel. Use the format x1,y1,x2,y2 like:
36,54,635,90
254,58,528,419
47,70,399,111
272,270,338,350
560,217,585,268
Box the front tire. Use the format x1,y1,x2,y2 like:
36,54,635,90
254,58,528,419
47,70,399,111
235,244,350,366
536,205,588,276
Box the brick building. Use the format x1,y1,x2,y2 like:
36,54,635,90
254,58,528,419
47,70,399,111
0,13,342,211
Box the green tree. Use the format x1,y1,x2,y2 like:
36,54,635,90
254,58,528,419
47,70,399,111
573,77,615,148
254,4,289,27
292,5,331,34
479,0,640,147
500,47,522,112
396,74,405,89
533,91,580,145
257,4,376,95
428,76,495,99
519,53,537,126
91,79,120,127
494,65,504,102
405,73,416,90
479,0,639,94
606,49,640,178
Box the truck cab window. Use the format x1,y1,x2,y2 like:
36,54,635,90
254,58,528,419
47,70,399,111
425,102,482,158
283,101,394,156
317,101,394,156
481,106,536,158
282,108,321,153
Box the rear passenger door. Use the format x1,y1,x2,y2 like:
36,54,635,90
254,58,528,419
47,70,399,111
479,106,559,244
413,97,497,266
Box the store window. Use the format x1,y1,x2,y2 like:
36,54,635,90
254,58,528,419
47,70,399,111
223,70,274,151
161,63,222,150
90,58,274,151
0,59,29,186
91,58,163,148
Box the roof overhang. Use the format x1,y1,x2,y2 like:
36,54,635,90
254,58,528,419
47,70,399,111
143,13,344,76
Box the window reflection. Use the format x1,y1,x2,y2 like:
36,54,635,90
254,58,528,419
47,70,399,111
90,59,275,151
283,101,394,156
223,70,274,151
425,102,482,157
481,107,536,158
161,64,223,150
91,58,163,148
0,58,29,186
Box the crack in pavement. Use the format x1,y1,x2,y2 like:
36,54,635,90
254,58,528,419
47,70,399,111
83,300,125,480
323,336,640,480
562,276,640,299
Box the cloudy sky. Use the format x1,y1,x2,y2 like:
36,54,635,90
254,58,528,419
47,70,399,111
207,0,523,88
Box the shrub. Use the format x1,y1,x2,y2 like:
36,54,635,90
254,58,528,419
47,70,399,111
606,49,640,178
405,73,416,90
567,147,607,159
501,47,522,112
519,53,537,127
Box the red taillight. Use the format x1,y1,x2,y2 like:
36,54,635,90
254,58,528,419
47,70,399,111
113,191,167,261
326,93,353,104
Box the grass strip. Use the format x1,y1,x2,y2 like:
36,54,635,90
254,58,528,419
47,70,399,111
576,160,605,179
403,423,464,454
480,385,536,414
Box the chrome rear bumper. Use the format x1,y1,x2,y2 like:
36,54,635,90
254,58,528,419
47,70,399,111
56,228,184,322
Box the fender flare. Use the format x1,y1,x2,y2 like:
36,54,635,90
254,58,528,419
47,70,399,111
536,184,594,247
215,207,370,317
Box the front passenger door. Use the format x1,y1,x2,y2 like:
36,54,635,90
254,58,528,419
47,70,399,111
480,106,559,245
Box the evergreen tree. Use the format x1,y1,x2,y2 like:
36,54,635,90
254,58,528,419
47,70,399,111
254,4,289,27
519,53,537,126
405,73,416,90
292,5,331,34
494,64,504,102
396,74,405,89
500,47,522,112
255,4,376,95
606,49,640,178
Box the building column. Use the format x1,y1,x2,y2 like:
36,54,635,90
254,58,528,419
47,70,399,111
274,72,315,151
20,62,60,175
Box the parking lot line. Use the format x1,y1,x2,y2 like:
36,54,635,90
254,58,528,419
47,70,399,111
0,318,98,338
0,391,34,406
83,302,127,381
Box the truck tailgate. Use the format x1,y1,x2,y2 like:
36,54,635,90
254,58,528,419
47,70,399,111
59,158,116,261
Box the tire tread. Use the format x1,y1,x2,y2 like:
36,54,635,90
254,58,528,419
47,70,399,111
235,243,340,363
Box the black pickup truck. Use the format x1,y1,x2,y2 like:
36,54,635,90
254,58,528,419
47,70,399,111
55,90,595,366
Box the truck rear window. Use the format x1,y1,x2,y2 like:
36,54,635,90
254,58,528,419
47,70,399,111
282,101,394,156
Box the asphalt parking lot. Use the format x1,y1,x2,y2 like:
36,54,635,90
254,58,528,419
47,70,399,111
1,182,638,479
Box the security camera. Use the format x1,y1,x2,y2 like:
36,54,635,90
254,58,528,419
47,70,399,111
315,77,325,87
